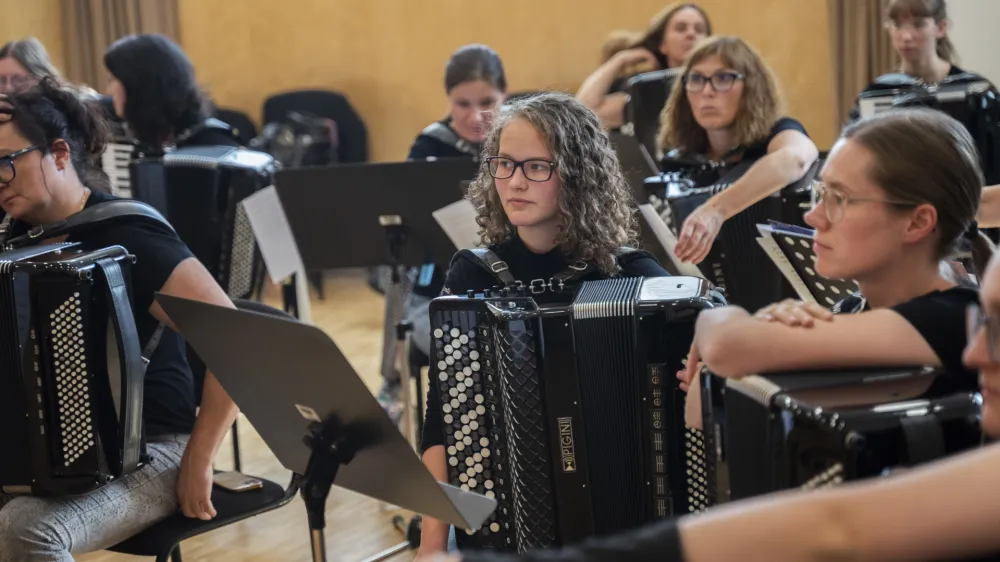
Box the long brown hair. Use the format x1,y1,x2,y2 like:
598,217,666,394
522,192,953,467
842,108,993,276
657,36,784,157
887,0,958,65
631,3,712,69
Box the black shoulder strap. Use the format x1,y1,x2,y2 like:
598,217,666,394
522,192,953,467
422,122,479,157
4,199,174,250
175,118,236,146
456,248,516,287
899,415,945,466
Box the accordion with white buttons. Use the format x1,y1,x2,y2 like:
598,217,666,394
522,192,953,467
130,145,275,300
699,366,982,505
429,276,719,553
0,243,146,496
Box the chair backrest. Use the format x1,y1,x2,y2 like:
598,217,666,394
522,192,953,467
215,108,259,146
261,89,369,163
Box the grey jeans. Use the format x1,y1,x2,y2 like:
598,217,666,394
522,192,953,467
0,434,188,562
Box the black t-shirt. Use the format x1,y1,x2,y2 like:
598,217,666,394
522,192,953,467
421,234,668,452
407,119,480,161
8,191,198,436
660,117,808,187
833,286,980,395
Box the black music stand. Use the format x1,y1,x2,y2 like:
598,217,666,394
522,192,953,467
273,158,479,271
154,293,497,562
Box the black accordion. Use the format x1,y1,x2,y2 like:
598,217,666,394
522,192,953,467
857,73,1000,184
623,68,681,159
0,243,146,496
644,156,820,313
429,276,718,553
699,366,982,505
130,145,275,299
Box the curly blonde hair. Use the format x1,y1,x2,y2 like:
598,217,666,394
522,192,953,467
657,36,784,156
466,92,638,274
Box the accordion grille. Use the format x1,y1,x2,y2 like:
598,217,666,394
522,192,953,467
684,428,710,512
494,316,557,551
224,203,258,299
572,278,644,534
434,311,514,550
48,292,95,467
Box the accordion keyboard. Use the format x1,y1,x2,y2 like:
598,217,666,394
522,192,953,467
101,142,135,198
432,311,515,550
47,292,97,468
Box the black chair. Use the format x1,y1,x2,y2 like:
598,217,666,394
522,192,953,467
261,89,369,164
214,108,259,146
107,299,301,562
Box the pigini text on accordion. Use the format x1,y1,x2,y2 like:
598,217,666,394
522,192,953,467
428,276,721,553
699,366,983,506
0,243,147,496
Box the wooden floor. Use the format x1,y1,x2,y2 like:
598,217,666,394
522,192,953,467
80,270,419,562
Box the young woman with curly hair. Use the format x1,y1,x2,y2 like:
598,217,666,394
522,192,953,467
658,36,818,265
415,91,669,559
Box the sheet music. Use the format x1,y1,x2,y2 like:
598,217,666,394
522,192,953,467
240,185,305,285
756,225,815,303
638,204,704,278
433,199,481,250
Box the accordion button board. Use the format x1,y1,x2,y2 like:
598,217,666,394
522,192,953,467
430,276,717,552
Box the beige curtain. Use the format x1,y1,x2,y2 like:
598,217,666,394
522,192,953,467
61,0,180,90
828,0,898,125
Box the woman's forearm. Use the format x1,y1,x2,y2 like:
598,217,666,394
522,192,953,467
709,147,814,220
978,184,1000,228
575,57,626,112
419,446,453,553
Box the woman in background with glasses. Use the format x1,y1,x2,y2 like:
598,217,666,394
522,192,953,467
414,92,668,560
680,108,989,430
657,36,818,265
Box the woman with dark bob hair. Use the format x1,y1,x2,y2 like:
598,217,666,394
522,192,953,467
0,78,239,558
104,34,237,151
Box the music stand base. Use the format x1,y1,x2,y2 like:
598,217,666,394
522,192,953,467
300,416,356,562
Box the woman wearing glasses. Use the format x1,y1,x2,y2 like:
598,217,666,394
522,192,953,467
0,80,239,558
414,92,668,559
679,108,988,431
433,109,1000,562
849,0,990,122
657,36,819,265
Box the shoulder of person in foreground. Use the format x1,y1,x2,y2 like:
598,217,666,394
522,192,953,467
616,248,669,278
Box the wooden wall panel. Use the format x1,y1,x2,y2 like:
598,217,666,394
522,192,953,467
179,0,836,161
0,0,66,72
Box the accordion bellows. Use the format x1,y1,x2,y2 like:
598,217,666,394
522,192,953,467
430,276,717,552
0,244,146,496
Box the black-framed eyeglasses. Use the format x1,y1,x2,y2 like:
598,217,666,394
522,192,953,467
0,145,43,183
967,304,1000,364
486,156,557,182
684,71,746,93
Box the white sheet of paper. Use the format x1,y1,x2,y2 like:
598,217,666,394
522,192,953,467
637,204,704,278
240,186,305,285
433,199,481,250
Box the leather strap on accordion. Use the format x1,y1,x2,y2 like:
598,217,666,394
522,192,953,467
3,200,175,250
95,257,145,474
899,415,946,466
457,247,645,292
